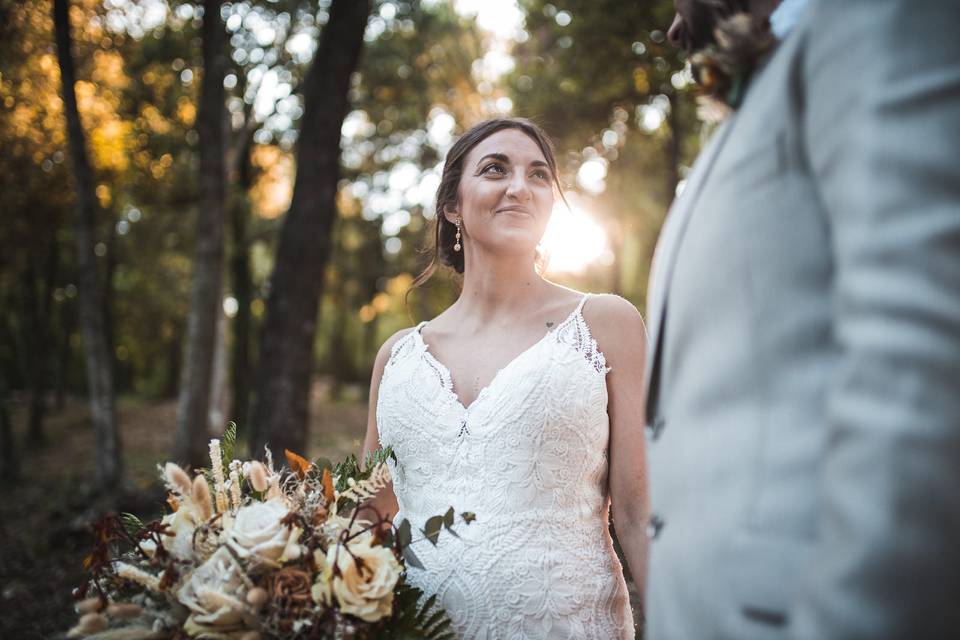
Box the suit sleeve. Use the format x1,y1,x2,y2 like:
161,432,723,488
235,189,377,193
794,1,960,637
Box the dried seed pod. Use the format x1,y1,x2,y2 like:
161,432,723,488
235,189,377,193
266,483,283,501
246,586,268,608
164,462,192,496
239,632,262,640
106,602,143,619
68,612,108,636
249,461,269,493
192,474,214,521
75,597,105,614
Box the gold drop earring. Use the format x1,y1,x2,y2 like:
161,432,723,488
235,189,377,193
454,217,462,252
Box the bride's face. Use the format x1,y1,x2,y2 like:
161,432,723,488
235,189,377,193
451,128,555,260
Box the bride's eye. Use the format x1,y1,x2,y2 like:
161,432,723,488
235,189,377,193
481,163,506,176
531,169,551,181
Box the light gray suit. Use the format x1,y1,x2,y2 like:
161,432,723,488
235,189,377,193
643,1,960,638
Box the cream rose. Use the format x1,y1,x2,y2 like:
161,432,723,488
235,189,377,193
327,534,402,622
176,547,248,631
226,499,302,565
142,508,198,560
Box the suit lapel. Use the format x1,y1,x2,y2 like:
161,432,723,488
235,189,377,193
643,117,739,421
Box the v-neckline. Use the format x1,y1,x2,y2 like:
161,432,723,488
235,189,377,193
415,295,588,413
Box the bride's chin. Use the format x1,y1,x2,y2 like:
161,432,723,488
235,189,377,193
496,231,541,253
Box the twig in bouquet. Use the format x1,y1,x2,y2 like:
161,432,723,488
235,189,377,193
130,519,174,562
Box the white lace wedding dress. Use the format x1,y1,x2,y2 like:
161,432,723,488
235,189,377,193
376,294,634,639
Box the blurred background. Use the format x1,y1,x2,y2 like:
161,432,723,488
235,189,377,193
0,0,704,635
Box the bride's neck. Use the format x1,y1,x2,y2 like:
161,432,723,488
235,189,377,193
454,252,547,326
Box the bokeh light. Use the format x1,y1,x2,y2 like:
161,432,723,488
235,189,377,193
541,199,610,274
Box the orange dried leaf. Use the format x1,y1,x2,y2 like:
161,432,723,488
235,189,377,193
321,468,335,506
166,493,180,512
285,449,312,478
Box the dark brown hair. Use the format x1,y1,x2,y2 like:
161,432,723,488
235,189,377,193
411,117,565,290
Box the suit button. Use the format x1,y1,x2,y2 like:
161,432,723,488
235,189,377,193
645,416,666,442
646,513,665,540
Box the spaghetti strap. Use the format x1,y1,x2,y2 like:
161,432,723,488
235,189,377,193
575,292,592,315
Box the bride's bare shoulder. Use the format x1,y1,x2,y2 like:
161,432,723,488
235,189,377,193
581,294,647,358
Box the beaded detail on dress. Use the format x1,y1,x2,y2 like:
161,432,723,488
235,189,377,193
376,294,633,639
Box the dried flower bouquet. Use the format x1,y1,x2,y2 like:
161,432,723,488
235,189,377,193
68,425,470,640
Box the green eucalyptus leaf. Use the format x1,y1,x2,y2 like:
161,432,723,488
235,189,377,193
397,519,412,548
422,515,444,546
402,544,424,569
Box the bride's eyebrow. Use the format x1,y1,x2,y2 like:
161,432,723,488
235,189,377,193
475,152,510,168
474,153,550,171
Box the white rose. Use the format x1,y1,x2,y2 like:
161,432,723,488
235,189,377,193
226,499,302,566
142,508,197,561
327,534,402,622
176,547,248,631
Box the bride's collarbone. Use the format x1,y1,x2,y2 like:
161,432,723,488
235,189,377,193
425,324,552,360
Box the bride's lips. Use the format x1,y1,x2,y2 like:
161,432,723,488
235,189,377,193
495,206,533,217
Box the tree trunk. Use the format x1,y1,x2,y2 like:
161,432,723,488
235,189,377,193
172,0,227,468
104,216,119,387
53,0,122,490
0,372,17,483
54,293,74,411
22,259,48,445
207,304,229,437
230,211,253,443
42,233,60,409
328,287,349,401
250,0,372,458
229,131,254,447
164,325,181,398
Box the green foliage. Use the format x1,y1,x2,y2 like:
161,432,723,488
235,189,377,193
367,580,456,639
331,446,395,512
220,422,238,466
119,512,144,537
365,445,397,468
508,0,704,303
332,445,395,491
421,506,471,545
421,514,443,546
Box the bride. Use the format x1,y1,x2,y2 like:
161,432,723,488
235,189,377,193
361,117,649,639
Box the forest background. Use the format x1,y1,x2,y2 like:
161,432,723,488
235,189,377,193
0,0,703,636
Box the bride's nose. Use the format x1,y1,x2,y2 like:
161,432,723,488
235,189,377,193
505,172,532,201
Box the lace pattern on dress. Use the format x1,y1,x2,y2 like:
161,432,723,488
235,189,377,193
553,295,610,374
386,328,419,371
411,294,609,397
375,293,632,639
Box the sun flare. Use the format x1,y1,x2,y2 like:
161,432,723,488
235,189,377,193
540,199,611,274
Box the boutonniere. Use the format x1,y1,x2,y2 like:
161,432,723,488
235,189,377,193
689,13,777,123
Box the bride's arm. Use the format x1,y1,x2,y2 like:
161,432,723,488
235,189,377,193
585,294,651,610
358,330,410,526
